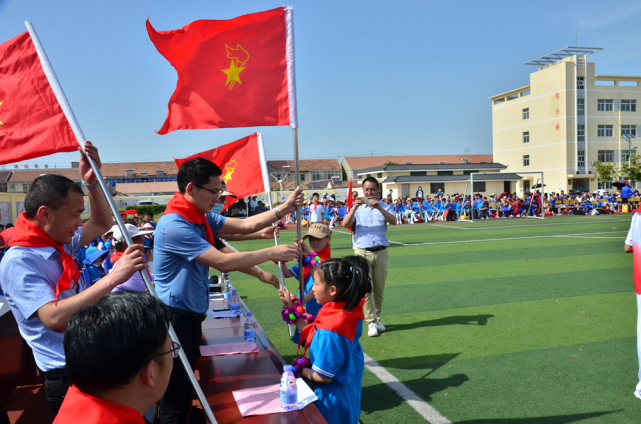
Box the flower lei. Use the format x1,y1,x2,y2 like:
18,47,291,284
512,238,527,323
297,251,323,268
291,356,312,378
281,296,315,325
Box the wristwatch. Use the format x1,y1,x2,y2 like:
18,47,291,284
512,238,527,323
274,206,283,219
83,181,98,190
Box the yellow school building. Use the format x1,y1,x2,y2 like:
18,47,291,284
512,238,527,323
490,47,641,193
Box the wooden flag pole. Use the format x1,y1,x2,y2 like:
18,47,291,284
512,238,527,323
292,128,304,306
25,21,218,424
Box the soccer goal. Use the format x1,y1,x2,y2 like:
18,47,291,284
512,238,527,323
469,171,545,221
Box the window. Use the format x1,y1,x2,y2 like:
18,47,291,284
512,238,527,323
0,182,5,192
622,100,637,112
577,98,584,115
622,150,633,162
473,181,486,192
598,99,613,111
523,180,531,192
430,183,444,194
410,171,426,176
9,183,15,192
156,170,164,176
577,77,584,89
523,131,529,143
437,171,453,176
300,173,305,181
523,155,530,167
377,173,383,178
597,150,614,162
578,150,585,167
598,125,613,137
622,125,637,137
577,124,585,141
598,180,613,190
463,170,480,175
522,108,529,120
22,183,31,193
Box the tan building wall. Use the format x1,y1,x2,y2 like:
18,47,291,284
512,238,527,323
491,54,641,193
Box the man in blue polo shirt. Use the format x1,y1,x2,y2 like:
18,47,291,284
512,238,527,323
155,158,302,424
342,176,397,338
0,142,147,413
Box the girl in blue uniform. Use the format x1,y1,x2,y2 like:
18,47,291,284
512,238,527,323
279,256,371,424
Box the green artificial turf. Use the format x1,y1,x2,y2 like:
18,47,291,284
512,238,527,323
224,215,638,423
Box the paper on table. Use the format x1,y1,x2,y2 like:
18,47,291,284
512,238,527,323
199,342,259,357
232,378,317,417
210,309,241,319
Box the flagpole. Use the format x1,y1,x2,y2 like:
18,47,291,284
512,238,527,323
292,128,304,307
25,21,218,424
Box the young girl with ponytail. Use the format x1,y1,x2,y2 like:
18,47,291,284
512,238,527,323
279,256,372,424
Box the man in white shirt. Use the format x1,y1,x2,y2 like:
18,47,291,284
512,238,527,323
625,211,641,399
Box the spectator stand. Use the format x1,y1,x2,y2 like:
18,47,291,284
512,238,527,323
470,171,545,221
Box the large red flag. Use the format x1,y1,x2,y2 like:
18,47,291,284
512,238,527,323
148,6,297,134
174,133,271,210
0,32,78,165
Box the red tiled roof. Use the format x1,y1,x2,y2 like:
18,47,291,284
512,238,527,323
267,159,341,172
343,155,493,170
115,181,178,195
270,181,309,190
267,160,289,170
9,161,177,182
0,170,11,182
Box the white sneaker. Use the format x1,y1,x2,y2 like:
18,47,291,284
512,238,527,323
367,322,379,337
375,319,386,332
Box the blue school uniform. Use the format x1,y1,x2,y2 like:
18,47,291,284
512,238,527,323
310,323,364,424
290,264,321,344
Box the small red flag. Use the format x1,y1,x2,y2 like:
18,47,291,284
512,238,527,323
346,178,353,210
0,32,78,165
147,6,297,134
174,133,271,210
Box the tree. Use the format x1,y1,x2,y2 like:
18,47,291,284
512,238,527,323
619,154,641,183
593,160,618,188
384,161,398,166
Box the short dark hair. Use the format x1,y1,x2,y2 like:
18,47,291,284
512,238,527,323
314,256,372,312
177,158,222,194
144,211,154,218
362,177,380,191
24,175,83,219
65,291,170,395
312,192,319,197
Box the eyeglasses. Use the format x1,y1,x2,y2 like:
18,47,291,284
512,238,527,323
150,341,182,361
194,185,222,199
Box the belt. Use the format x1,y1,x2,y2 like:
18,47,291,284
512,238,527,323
363,246,386,252
169,307,208,322
40,367,67,381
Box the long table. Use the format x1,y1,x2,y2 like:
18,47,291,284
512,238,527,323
198,298,326,424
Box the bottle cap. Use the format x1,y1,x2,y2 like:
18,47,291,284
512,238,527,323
232,289,237,294
246,312,253,316
283,365,292,371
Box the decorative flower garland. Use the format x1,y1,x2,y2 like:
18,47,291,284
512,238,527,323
297,251,323,268
281,296,315,325
291,356,312,378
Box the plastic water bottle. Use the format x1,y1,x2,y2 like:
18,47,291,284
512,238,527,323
230,289,241,316
280,365,298,411
244,312,256,342
222,279,231,308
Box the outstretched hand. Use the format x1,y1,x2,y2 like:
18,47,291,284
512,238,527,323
278,287,294,309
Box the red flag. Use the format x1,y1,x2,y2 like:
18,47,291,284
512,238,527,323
346,178,353,210
147,6,297,134
174,133,270,210
0,32,78,165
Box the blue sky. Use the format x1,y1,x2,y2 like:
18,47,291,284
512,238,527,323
1,0,641,168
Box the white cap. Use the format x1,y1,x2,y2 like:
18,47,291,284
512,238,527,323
113,223,154,242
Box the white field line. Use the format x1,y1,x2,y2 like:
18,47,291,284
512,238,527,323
364,353,452,424
332,229,627,246
411,218,630,232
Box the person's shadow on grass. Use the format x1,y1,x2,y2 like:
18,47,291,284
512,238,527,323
385,314,494,332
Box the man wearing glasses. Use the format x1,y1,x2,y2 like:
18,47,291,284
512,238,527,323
54,291,175,423
154,158,303,423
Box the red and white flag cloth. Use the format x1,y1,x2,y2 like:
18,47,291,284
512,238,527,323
147,6,298,133
0,31,78,165
174,133,271,210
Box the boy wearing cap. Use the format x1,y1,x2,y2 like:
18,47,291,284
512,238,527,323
282,223,332,343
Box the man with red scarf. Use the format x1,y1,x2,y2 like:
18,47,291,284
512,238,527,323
154,158,302,424
0,142,148,413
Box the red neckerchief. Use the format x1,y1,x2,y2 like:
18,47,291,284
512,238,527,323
164,192,214,245
298,298,364,355
53,385,144,424
302,245,331,281
8,213,79,302
110,251,124,264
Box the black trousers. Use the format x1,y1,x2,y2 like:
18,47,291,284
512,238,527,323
159,308,205,424
41,368,70,414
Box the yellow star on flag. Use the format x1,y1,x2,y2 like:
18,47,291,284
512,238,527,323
221,60,245,90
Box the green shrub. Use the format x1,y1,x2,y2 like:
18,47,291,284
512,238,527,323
125,205,167,215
